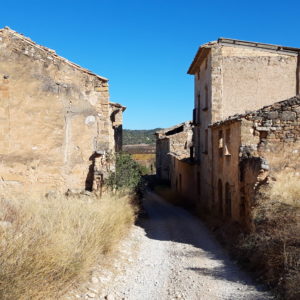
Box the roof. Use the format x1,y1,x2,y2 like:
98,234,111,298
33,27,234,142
155,121,192,138
109,102,127,112
210,95,300,128
0,26,108,81
188,37,300,75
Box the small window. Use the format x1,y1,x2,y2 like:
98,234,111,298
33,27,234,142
193,108,196,124
197,172,200,195
197,130,201,159
204,129,208,154
179,174,182,192
190,146,194,160
240,196,246,217
218,179,223,215
197,71,200,80
225,182,232,217
203,85,208,111
197,94,201,123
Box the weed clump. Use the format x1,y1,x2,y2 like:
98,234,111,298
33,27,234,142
237,146,300,300
0,192,136,300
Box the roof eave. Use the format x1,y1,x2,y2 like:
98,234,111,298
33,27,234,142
187,45,214,75
0,26,109,82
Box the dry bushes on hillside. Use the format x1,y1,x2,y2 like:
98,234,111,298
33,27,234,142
238,145,300,300
0,191,137,300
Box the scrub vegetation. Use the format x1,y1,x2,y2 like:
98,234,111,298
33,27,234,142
237,146,300,300
0,191,137,300
123,128,161,145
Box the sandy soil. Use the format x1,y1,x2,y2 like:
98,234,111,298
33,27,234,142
71,192,273,300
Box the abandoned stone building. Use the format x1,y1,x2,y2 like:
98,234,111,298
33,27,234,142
188,38,300,213
156,122,195,204
211,95,300,225
156,38,300,223
0,27,125,194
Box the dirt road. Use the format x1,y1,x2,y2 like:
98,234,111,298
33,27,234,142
79,192,272,300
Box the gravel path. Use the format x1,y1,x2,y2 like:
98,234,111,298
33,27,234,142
71,191,272,300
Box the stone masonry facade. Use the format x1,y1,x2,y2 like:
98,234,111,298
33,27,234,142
0,27,125,194
156,38,300,225
188,38,300,213
211,95,300,226
156,122,193,181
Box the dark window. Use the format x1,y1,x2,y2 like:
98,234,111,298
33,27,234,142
203,85,208,111
190,147,194,161
197,172,200,195
240,196,246,217
225,183,231,217
197,94,201,123
204,129,208,154
193,108,196,124
179,174,182,192
218,179,223,215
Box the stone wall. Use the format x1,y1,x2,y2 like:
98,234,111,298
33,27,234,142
171,158,196,207
188,39,300,213
211,121,242,220
211,95,300,226
0,27,123,194
221,46,298,119
155,122,193,182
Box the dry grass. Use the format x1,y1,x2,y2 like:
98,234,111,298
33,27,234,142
263,145,300,208
237,145,300,299
0,191,137,300
131,153,155,161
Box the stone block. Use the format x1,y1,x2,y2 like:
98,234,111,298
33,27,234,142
267,111,278,119
281,111,296,121
292,106,300,114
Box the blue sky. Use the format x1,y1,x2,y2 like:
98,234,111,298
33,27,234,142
0,0,299,129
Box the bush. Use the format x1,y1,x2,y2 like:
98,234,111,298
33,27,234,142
0,191,136,300
237,145,300,300
106,152,146,192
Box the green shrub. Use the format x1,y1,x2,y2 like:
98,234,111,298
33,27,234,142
106,152,145,192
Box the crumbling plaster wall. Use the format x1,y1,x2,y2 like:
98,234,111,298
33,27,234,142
192,43,299,214
156,123,193,183
221,46,298,119
211,96,300,226
212,121,241,220
0,28,114,194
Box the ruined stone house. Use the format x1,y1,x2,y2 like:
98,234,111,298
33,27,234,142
187,38,300,212
155,122,195,204
156,38,300,223
0,27,125,194
211,95,300,226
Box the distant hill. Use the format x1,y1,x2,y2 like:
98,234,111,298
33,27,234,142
123,128,162,145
